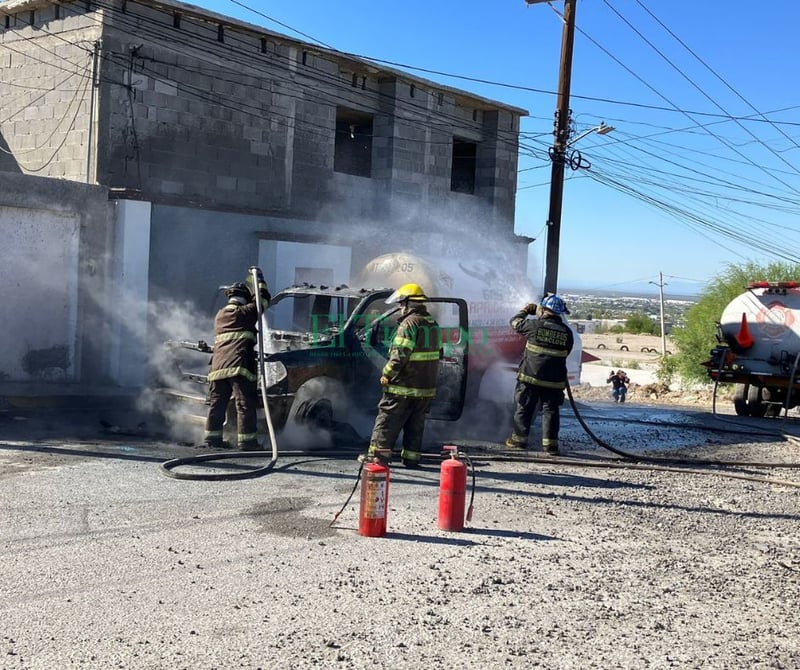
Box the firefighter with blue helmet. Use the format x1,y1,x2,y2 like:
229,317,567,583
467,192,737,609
505,293,574,456
364,283,442,468
203,270,271,451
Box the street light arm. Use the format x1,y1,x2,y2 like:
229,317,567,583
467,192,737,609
568,122,615,147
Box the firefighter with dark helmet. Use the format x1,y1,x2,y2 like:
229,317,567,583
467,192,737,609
364,282,442,468
203,270,271,451
505,293,574,456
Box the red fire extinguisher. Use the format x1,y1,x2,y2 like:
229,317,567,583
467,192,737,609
358,451,390,538
438,445,468,531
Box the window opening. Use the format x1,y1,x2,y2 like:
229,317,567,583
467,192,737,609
451,138,477,194
334,107,373,178
217,24,224,42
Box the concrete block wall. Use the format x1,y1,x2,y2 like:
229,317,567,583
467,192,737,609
0,171,113,387
2,0,524,233
0,2,101,180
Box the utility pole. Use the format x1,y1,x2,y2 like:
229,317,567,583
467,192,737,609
538,0,577,296
649,272,668,356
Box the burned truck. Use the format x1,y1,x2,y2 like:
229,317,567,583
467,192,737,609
158,283,469,442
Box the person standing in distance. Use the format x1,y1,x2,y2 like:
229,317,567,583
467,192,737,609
364,283,442,468
203,269,271,451
505,294,574,456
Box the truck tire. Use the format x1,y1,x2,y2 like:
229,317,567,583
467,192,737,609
620,345,629,351
733,383,749,416
597,343,606,349
747,385,768,417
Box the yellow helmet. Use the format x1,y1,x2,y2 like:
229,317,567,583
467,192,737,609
386,283,427,304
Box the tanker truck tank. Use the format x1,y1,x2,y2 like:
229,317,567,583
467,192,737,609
355,252,583,406
704,280,800,417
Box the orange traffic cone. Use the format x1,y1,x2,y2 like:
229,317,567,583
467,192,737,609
735,313,754,349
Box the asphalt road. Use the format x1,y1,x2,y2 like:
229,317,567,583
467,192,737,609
3,403,800,669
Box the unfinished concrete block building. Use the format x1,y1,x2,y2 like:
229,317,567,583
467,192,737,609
0,0,528,388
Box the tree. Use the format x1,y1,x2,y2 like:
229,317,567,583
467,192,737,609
670,261,800,383
625,313,657,335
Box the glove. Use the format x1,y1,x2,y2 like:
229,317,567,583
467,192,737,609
524,303,538,315
380,376,389,387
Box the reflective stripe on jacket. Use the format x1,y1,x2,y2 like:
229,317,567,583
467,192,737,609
382,305,441,399
510,308,574,390
209,301,259,382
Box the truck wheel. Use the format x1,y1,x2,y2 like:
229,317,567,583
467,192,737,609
620,345,629,351
733,383,750,416
747,385,768,417
641,347,650,353
295,399,334,430
597,343,606,349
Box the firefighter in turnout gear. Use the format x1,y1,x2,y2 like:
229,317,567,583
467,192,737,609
365,283,442,468
505,294,574,456
203,271,271,451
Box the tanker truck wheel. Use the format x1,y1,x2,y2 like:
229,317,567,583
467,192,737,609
733,383,750,416
747,385,768,417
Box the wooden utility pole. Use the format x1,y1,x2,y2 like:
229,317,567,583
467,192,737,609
541,0,577,296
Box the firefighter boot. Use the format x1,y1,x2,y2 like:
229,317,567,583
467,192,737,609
358,445,392,466
505,435,528,450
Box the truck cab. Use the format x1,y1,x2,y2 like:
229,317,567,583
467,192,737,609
158,284,469,441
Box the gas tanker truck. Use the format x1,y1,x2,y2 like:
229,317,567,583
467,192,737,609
704,281,800,416
356,252,583,406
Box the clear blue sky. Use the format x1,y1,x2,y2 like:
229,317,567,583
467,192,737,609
190,1,800,296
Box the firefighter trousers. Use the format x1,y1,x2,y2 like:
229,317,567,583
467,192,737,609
510,380,565,453
369,393,433,463
204,376,259,447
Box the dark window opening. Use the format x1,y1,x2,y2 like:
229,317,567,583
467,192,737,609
334,108,373,178
260,37,267,53
173,12,181,28
4,15,9,29
351,73,358,87
437,92,443,106
410,84,416,98
217,24,224,42
361,76,366,90
302,50,308,65
55,4,61,19
451,138,477,194
472,109,478,122
29,10,35,25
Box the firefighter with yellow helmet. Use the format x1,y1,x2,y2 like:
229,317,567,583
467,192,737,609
364,282,442,467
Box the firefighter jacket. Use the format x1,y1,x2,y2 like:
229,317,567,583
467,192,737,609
208,300,261,383
381,305,442,399
510,308,574,390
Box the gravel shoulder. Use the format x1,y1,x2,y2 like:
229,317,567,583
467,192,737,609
2,401,800,669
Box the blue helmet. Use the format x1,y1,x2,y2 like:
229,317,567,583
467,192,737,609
540,294,570,315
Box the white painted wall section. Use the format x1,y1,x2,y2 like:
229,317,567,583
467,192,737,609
109,199,152,386
0,205,79,382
